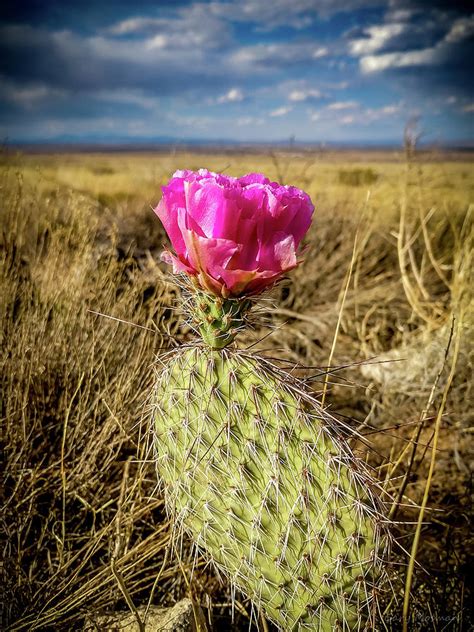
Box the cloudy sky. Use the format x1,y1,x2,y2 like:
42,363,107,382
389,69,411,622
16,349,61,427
0,0,473,144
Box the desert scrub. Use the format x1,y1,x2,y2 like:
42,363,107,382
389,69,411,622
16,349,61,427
337,168,378,187
152,169,390,630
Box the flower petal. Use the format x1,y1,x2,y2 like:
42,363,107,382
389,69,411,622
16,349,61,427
154,197,188,256
184,180,240,239
161,250,195,275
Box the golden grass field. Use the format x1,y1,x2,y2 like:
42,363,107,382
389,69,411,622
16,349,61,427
1,148,473,631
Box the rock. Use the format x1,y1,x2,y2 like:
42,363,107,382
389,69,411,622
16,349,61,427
84,598,207,632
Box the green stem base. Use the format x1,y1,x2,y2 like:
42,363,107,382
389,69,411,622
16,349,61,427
193,293,251,349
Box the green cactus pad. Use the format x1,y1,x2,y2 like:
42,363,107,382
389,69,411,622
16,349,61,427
153,346,387,631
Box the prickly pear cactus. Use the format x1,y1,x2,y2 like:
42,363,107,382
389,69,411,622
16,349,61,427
153,341,387,631
152,169,388,631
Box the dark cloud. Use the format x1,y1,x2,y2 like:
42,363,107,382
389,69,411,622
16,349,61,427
0,1,189,31
389,0,473,14
0,91,147,125
0,24,233,95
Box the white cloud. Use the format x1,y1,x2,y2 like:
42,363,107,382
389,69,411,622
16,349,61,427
327,100,358,110
94,89,159,109
289,88,323,101
385,8,417,23
327,80,350,90
261,78,339,102
309,111,321,121
107,17,162,35
462,103,474,113
232,42,330,68
270,106,293,117
217,88,244,103
444,16,474,44
379,104,400,115
105,5,232,50
365,103,403,120
210,0,383,29
350,23,406,56
360,47,437,73
313,46,328,58
167,112,214,130
146,35,168,50
340,115,355,125
236,116,264,126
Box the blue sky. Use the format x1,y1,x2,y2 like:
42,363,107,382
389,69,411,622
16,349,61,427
0,0,473,145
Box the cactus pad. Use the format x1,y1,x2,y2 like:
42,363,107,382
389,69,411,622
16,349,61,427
153,345,387,631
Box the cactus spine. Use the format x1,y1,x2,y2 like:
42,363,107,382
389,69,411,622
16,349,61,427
153,298,388,631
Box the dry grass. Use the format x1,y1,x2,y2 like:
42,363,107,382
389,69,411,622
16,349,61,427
1,148,473,631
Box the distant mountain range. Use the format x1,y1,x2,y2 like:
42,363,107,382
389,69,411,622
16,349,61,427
5,134,474,153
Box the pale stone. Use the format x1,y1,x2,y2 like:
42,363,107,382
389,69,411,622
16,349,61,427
84,599,207,632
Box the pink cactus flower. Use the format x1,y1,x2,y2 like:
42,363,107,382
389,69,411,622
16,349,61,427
154,169,314,298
